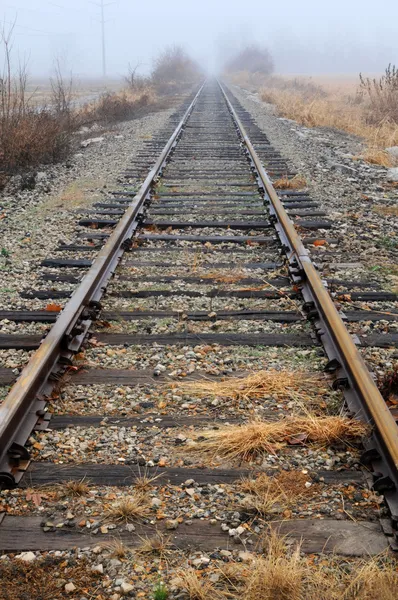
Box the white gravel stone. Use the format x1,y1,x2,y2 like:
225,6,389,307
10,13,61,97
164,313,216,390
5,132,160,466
120,581,134,594
91,564,104,573
387,167,398,182
386,146,398,159
15,551,36,562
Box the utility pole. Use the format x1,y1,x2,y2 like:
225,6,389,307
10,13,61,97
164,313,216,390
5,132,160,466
91,0,114,79
100,0,106,79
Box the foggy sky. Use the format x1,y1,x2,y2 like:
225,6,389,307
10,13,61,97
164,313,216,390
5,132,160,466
2,0,398,78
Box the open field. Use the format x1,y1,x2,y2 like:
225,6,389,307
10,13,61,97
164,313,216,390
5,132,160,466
227,71,398,164
27,77,124,109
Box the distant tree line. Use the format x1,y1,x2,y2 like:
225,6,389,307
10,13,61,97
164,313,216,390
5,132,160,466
225,44,274,75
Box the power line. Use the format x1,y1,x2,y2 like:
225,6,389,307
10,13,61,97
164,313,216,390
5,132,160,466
1,18,60,36
5,3,63,17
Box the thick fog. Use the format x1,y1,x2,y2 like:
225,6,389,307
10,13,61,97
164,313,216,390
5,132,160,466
2,0,398,77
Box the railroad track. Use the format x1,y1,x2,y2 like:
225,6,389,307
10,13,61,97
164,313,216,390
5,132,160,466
1,80,398,595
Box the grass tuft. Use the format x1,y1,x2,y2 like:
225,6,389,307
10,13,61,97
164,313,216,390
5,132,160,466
239,470,316,517
273,174,307,190
106,491,150,522
175,569,224,599
170,532,398,600
239,473,291,516
60,478,90,497
185,416,369,460
137,532,173,558
354,148,393,167
102,538,131,558
342,558,398,599
133,470,161,492
171,369,329,405
153,581,169,600
243,532,305,600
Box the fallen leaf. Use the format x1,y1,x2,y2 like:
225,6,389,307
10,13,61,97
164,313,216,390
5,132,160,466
45,303,62,312
313,239,326,247
26,491,42,506
286,432,309,445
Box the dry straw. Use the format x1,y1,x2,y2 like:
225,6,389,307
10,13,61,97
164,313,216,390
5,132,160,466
105,491,150,523
273,174,307,190
172,369,329,404
175,569,226,600
242,532,305,600
137,532,173,559
239,473,293,516
186,416,369,460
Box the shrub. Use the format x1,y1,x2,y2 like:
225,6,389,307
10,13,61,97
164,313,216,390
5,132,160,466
88,89,155,123
225,44,274,75
0,29,74,176
359,64,398,124
125,63,151,91
0,109,72,172
151,45,202,90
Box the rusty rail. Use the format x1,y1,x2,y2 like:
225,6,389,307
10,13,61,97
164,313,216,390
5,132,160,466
219,81,398,520
0,83,204,487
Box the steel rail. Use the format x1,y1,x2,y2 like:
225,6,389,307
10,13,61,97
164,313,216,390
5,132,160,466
0,83,205,487
219,81,398,516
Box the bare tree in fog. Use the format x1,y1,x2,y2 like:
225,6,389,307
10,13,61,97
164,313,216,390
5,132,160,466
225,44,274,75
151,45,202,91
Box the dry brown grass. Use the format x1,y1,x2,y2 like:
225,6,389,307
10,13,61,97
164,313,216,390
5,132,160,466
171,369,328,405
186,416,369,460
0,111,74,174
60,478,90,497
198,270,247,283
261,87,364,129
41,176,105,212
137,532,173,558
342,559,398,599
175,569,225,600
106,491,150,522
239,471,316,516
239,473,292,516
353,148,394,167
229,533,398,599
133,470,161,492
85,88,156,123
359,65,398,126
374,205,398,217
171,530,398,600
255,74,398,162
0,30,77,177
273,174,307,189
243,536,305,600
0,556,105,600
102,538,131,558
